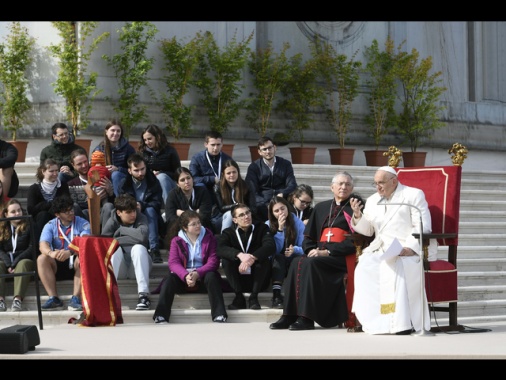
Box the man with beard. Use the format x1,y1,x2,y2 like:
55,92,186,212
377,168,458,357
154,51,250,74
118,153,164,264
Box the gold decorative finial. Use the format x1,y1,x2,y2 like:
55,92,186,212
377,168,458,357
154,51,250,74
384,146,403,168
448,143,468,166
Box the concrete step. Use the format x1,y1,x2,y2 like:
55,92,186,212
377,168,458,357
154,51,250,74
457,271,506,286
458,285,506,301
2,298,506,328
452,246,506,259
457,258,506,271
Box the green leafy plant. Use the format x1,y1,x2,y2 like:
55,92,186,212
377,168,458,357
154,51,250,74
395,47,447,152
277,52,324,147
245,41,290,138
363,37,398,150
49,21,109,139
0,22,35,141
314,37,361,149
102,21,158,138
193,30,253,135
158,35,200,141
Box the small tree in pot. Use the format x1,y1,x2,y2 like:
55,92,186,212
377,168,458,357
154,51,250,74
193,30,253,136
0,22,35,142
158,34,200,141
395,47,447,153
277,52,324,164
363,37,398,151
314,38,361,150
245,41,290,139
48,21,109,139
102,21,158,138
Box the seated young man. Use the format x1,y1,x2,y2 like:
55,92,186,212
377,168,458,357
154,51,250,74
101,193,153,310
37,195,91,311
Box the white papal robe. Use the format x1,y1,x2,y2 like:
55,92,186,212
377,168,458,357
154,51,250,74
351,182,437,334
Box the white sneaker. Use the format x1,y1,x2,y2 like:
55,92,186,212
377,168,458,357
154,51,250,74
154,315,168,324
11,299,22,311
213,315,227,323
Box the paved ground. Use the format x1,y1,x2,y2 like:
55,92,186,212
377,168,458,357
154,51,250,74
1,320,505,360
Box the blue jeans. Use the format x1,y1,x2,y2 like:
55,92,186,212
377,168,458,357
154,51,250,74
156,172,176,206
111,171,127,197
143,206,161,251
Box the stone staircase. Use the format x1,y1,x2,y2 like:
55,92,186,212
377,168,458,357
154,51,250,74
2,161,506,328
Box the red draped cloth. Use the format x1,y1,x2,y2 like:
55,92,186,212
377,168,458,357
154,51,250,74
69,236,123,326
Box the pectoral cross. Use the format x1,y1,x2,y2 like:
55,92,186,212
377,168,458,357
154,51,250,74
325,230,333,242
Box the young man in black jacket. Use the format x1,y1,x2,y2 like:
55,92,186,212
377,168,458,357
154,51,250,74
118,153,164,264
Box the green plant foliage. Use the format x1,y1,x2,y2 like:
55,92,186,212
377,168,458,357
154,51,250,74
314,37,361,148
193,30,253,135
102,21,158,138
0,22,35,141
49,21,109,138
395,47,447,152
277,52,325,147
158,35,200,141
363,37,398,150
245,41,290,138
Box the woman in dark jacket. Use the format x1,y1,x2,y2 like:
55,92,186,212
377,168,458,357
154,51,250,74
27,158,70,241
0,199,35,312
214,159,258,232
138,124,180,206
0,139,19,201
92,119,136,197
165,167,213,234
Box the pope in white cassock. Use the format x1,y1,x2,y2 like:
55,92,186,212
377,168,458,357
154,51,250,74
349,166,437,335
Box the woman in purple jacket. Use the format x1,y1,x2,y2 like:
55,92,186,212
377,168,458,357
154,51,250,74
152,210,228,324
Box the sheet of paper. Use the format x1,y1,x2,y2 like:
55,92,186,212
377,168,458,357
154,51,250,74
379,237,403,260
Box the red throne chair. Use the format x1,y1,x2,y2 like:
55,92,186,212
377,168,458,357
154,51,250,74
396,165,463,332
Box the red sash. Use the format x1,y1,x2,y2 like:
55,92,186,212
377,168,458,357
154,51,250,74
320,227,347,243
69,236,123,326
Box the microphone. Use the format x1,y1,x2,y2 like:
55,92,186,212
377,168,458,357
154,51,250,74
375,197,433,337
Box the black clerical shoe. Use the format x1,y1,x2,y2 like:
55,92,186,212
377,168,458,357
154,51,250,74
248,295,261,310
269,315,297,330
289,316,315,331
228,294,247,310
271,295,284,309
395,328,414,335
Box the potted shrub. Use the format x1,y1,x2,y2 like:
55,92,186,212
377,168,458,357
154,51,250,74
395,47,447,166
245,41,290,161
193,30,254,156
102,21,158,139
362,37,398,166
314,37,361,165
158,35,200,160
277,51,324,164
0,21,35,162
48,21,109,143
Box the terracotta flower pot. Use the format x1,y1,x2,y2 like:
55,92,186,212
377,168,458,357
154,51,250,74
171,142,192,160
221,143,234,157
249,146,261,161
364,150,389,167
8,141,29,163
289,147,317,164
329,148,355,165
75,138,93,156
402,152,427,167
